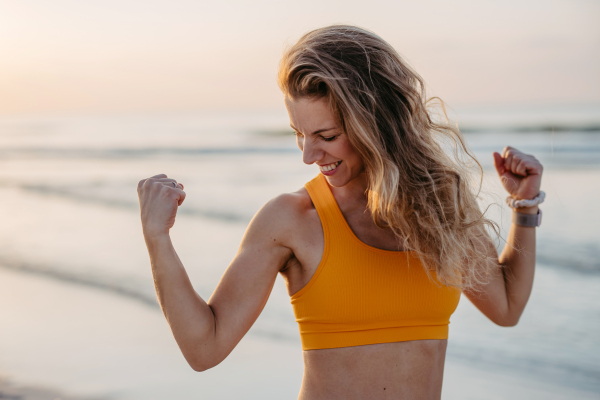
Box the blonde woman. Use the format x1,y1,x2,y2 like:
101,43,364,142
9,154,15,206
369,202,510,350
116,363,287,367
137,25,543,399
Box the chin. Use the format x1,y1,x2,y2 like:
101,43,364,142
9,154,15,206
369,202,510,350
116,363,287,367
323,172,351,188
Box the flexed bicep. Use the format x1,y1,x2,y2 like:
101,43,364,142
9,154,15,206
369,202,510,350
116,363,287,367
201,195,296,366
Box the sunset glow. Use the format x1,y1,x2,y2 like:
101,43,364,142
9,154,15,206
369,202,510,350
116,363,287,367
0,0,598,113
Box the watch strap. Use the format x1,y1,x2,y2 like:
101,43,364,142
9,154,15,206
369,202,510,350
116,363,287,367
512,209,542,227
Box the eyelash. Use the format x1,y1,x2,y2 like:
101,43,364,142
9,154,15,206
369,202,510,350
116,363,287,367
293,132,337,142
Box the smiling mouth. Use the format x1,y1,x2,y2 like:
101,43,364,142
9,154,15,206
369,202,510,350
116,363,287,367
319,161,341,172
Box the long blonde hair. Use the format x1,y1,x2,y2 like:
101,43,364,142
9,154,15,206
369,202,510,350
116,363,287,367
278,25,499,290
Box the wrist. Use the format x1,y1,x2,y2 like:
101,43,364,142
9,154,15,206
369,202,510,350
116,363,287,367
143,230,171,248
506,191,545,211
512,207,542,227
514,205,539,215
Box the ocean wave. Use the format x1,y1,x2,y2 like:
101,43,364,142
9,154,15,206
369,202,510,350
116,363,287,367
3,134,597,164
460,124,600,133
3,179,600,274
447,343,600,393
0,257,298,345
538,241,600,274
0,146,300,159
0,256,159,308
0,180,252,223
0,143,598,161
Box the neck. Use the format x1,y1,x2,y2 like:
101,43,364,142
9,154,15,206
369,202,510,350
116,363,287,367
329,172,369,204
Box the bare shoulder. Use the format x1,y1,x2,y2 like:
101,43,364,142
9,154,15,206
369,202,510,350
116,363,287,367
242,187,316,247
250,187,314,231
264,187,313,215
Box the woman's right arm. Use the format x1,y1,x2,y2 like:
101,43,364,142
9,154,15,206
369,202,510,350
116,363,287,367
138,174,295,371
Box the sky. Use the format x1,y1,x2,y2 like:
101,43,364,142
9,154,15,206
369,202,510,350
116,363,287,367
0,0,598,114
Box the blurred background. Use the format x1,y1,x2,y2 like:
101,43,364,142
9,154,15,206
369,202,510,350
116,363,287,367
0,0,599,399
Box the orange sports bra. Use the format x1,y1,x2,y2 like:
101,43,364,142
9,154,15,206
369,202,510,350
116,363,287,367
290,174,461,351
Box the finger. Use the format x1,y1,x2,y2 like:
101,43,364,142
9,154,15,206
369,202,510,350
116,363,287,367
493,152,505,175
524,157,543,175
175,189,186,206
514,158,527,176
150,174,168,179
504,153,514,173
508,154,521,174
163,181,184,189
156,178,177,186
501,146,513,158
155,178,183,189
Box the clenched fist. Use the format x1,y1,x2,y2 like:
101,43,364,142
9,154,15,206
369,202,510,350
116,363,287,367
137,174,186,238
493,147,543,202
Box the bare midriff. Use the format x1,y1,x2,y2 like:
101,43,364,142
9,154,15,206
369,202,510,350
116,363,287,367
299,340,447,400
279,176,456,399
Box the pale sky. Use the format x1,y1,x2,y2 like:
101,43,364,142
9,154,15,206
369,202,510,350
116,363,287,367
0,0,598,114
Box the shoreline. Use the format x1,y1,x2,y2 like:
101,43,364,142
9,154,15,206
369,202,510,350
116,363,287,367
0,376,104,400
1,266,599,400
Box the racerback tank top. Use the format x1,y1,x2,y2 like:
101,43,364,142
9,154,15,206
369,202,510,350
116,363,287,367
290,174,461,351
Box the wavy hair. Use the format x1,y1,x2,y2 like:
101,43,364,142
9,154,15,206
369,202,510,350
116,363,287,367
278,25,500,290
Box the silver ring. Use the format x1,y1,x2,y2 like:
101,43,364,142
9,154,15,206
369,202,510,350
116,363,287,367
172,182,177,188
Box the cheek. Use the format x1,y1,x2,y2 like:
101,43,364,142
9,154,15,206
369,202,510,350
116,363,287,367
340,142,362,165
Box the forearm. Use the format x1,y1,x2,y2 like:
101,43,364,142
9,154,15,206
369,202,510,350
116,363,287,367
498,205,538,323
145,233,217,370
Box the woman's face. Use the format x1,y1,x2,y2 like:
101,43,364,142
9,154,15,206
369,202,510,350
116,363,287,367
285,96,365,188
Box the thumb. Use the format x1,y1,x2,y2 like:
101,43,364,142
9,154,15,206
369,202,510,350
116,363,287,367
493,152,505,176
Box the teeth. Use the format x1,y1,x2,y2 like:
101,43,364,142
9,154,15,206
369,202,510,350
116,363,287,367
320,161,340,172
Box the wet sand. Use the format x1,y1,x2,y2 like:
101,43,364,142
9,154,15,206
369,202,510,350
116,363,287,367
1,266,599,400
0,376,103,400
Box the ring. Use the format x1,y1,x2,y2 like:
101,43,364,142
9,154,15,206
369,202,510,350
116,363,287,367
172,182,177,188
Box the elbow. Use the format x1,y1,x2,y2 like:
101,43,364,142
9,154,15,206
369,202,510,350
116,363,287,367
495,314,520,327
189,361,214,372
185,348,225,372
187,355,221,372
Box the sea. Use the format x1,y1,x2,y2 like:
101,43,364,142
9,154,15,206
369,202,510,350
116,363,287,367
0,104,598,399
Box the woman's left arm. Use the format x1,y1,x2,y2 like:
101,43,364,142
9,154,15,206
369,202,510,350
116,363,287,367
463,146,543,327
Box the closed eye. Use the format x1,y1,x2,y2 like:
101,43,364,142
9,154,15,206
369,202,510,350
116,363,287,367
322,135,337,142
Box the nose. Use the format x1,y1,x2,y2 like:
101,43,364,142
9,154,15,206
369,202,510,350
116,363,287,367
301,136,324,165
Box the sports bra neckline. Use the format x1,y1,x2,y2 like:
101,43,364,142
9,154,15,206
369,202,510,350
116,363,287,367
315,174,413,256
290,174,461,351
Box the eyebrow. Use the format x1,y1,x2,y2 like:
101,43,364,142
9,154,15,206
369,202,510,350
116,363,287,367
290,124,338,136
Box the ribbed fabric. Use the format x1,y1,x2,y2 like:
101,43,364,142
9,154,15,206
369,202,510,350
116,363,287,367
291,174,461,351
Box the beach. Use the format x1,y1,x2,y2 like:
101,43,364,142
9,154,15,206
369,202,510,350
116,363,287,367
0,107,599,399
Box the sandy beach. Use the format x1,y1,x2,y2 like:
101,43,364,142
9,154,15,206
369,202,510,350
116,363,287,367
1,0,599,396
0,376,102,400
1,265,599,400
0,113,599,399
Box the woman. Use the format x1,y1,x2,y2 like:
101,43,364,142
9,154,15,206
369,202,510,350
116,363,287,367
137,25,544,399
